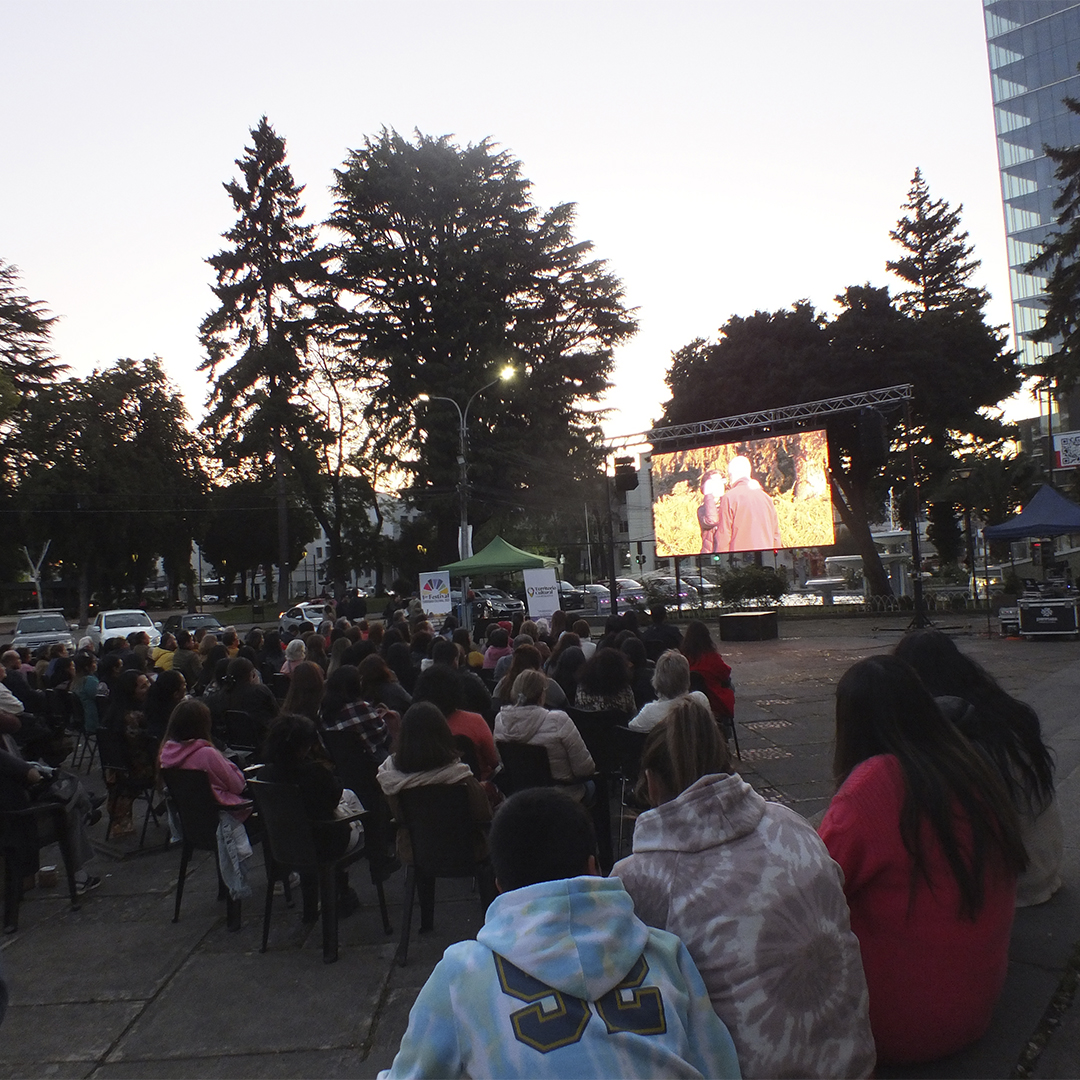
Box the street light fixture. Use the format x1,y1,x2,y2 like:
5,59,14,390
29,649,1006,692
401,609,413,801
418,364,515,562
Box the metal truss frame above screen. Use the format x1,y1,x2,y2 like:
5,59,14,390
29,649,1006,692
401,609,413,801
604,383,914,452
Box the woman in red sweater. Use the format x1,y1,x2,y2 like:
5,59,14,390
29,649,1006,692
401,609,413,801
818,656,1026,1066
680,620,735,720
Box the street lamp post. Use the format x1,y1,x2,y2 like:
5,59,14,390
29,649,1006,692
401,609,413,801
419,365,514,562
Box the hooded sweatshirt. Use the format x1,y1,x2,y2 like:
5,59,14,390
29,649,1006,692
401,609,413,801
494,703,595,799
158,738,249,819
614,773,875,1079
378,875,740,1079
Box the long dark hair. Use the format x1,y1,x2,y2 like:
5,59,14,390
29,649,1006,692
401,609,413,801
358,653,397,698
161,698,213,746
680,620,717,662
546,632,581,672
105,668,147,731
394,702,458,774
145,669,187,741
264,712,320,773
834,656,1027,919
577,647,631,696
281,660,325,723
895,630,1055,814
550,645,586,702
496,644,542,705
412,664,462,718
321,664,364,726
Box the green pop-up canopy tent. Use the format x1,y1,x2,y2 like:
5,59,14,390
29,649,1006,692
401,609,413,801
438,535,557,575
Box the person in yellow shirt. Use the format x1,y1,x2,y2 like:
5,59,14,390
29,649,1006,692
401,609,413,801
152,633,177,672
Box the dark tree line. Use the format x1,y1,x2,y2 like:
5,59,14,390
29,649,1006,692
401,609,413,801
1,118,637,610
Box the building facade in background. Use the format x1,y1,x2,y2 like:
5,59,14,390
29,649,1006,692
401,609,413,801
984,0,1080,431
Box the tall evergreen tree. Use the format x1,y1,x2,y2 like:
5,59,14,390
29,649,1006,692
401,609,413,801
327,130,637,562
888,169,1017,550
199,117,328,604
0,260,64,470
1029,92,1080,391
887,168,989,317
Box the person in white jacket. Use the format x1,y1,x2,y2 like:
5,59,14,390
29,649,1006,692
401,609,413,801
628,649,710,732
494,671,595,802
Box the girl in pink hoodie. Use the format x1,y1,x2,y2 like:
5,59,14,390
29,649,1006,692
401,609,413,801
158,700,250,820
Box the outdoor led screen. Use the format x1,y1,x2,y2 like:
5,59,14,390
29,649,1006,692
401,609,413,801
651,429,835,557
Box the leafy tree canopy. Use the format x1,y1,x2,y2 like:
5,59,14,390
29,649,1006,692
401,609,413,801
327,129,637,561
18,358,205,614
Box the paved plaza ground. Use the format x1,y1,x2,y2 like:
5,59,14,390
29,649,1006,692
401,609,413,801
1,612,1079,1078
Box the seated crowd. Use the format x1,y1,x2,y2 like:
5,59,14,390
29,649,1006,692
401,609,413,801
0,598,1062,1076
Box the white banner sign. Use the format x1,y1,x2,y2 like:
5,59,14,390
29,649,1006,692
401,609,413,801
523,568,560,620
418,572,452,617
1054,430,1080,469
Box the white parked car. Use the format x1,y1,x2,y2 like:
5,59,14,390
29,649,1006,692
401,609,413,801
88,609,162,650
279,602,335,634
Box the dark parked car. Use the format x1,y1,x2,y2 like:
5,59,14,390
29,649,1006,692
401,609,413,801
162,613,227,638
471,587,526,621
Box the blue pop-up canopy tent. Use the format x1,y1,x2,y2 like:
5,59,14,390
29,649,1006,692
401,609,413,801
983,484,1080,542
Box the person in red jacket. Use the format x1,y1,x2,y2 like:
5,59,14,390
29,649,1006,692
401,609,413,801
818,656,1027,1066
679,620,734,720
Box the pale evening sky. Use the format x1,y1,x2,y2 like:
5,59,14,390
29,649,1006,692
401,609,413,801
1,0,1018,444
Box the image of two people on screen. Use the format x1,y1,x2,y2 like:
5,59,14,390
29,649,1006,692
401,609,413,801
698,455,782,554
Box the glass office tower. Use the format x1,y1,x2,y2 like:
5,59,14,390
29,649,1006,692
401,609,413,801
984,1,1080,378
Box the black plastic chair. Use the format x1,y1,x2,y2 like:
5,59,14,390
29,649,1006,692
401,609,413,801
612,726,649,859
223,710,263,760
44,687,73,728
247,779,368,963
495,740,555,796
161,768,253,932
97,727,162,847
452,734,482,779
68,695,98,773
319,728,394,934
566,707,630,873
1,801,81,933
394,784,495,967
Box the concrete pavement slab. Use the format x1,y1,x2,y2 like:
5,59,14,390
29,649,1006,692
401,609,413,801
106,949,384,1062
93,1050,361,1079
2,919,208,1005
0,1002,144,1067
357,986,420,1079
